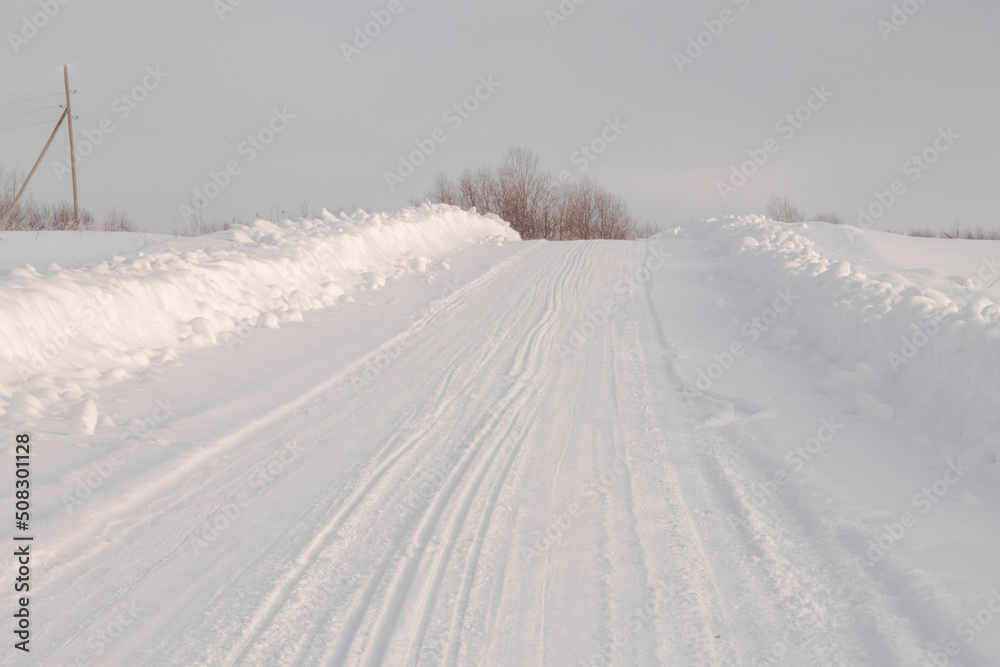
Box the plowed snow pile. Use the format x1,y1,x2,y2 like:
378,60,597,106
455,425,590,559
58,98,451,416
674,215,1000,470
0,204,519,426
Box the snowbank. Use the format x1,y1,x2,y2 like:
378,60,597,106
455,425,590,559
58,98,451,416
0,204,519,420
673,216,1000,462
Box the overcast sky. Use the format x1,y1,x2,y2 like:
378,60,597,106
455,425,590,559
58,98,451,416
2,0,998,234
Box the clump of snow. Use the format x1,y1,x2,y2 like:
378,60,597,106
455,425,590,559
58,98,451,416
770,327,798,350
69,398,99,435
855,393,894,423
824,370,856,395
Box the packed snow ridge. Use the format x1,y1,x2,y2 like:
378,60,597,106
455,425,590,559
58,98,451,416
672,216,1000,473
0,204,519,427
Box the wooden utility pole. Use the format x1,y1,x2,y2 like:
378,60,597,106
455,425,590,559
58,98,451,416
0,109,68,231
64,64,79,229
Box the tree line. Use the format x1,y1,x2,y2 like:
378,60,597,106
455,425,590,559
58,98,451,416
418,147,654,240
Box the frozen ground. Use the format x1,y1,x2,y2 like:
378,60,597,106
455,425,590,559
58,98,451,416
1,208,999,666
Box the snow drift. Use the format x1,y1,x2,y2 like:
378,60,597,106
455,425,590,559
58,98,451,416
673,216,1000,468
0,204,519,420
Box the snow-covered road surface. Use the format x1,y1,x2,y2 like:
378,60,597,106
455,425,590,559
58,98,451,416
5,216,1000,666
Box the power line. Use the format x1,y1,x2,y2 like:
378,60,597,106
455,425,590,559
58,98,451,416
0,105,62,120
0,120,61,133
0,93,62,106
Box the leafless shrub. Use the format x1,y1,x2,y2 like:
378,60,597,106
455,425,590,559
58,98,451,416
813,212,843,225
100,208,135,232
766,194,807,224
1,162,124,231
44,201,94,230
941,222,1000,240
173,210,234,236
907,227,938,238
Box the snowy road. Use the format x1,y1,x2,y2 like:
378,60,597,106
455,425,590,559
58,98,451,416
12,233,1000,666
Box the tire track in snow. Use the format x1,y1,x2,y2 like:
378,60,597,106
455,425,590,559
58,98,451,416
216,249,558,666
214,244,585,666
403,245,593,665
341,245,589,666
40,243,544,666
637,238,926,664
38,243,545,609
244,253,560,664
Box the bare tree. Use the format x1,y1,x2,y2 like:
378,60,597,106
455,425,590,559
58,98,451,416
766,194,806,223
455,167,498,213
558,177,637,241
428,172,458,206
562,178,596,240
494,147,557,240
421,148,646,241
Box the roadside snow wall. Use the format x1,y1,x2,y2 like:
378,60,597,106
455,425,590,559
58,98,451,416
676,216,1000,456
0,204,519,418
